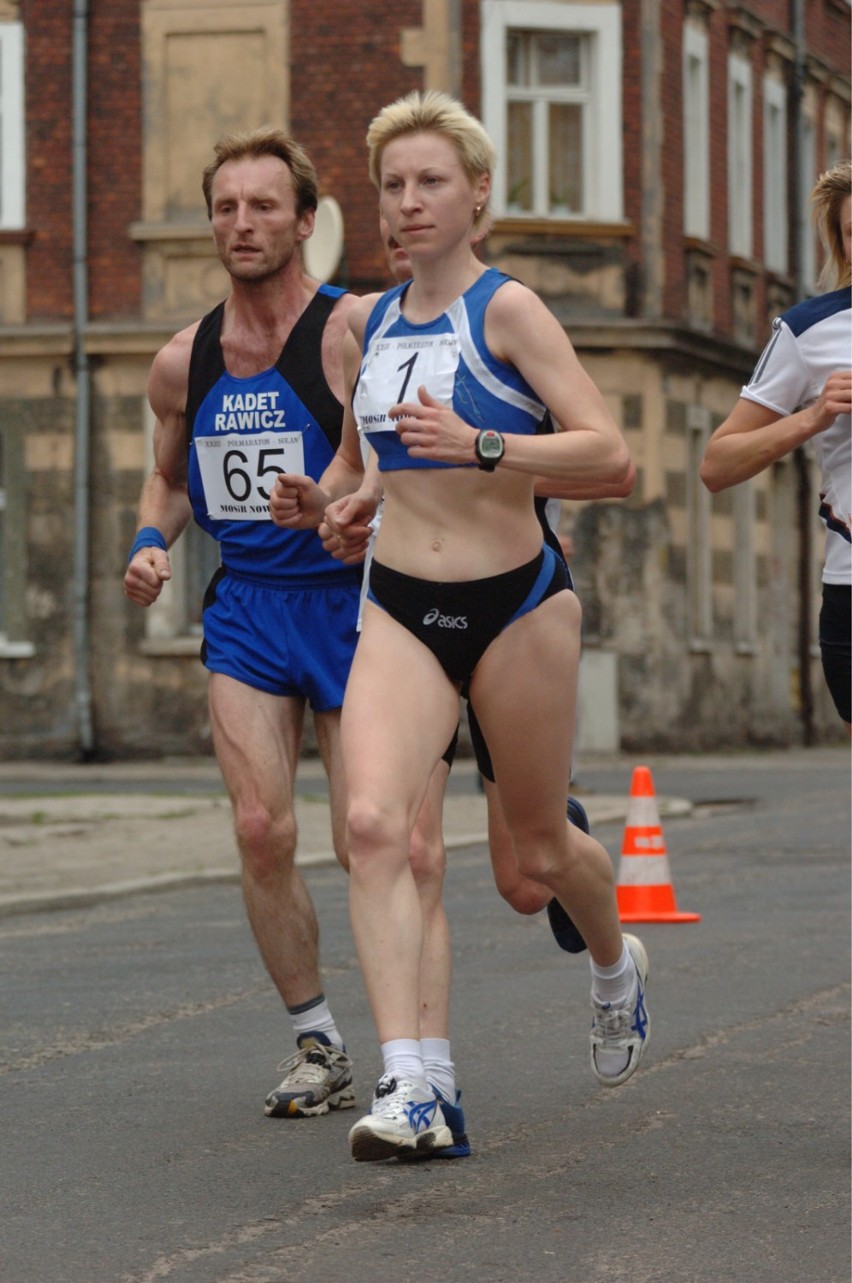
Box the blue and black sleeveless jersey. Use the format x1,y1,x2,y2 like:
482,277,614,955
186,284,358,584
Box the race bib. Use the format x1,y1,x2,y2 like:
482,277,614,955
195,432,305,521
356,332,460,433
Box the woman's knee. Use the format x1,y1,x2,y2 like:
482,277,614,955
506,817,563,880
495,867,548,915
408,819,446,888
346,795,410,871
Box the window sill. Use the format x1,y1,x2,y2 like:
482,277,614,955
0,229,35,246
139,637,201,657
489,218,634,240
0,640,35,659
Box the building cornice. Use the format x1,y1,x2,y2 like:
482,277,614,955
554,316,758,378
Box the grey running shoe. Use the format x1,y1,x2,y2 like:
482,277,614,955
590,934,650,1087
264,1032,355,1118
348,1074,453,1162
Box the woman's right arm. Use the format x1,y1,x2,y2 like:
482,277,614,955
700,370,851,494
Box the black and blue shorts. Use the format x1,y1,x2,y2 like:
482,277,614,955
366,544,569,687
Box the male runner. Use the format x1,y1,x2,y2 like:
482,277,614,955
124,127,362,1120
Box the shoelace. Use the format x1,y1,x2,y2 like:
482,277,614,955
592,1003,631,1037
275,1042,348,1084
370,1075,424,1121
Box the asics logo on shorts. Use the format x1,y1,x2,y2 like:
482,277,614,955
423,607,468,630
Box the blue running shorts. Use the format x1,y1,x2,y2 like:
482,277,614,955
200,567,360,710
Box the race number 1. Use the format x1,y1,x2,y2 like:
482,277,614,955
195,433,305,520
354,332,460,432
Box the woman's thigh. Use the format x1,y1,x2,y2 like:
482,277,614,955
341,604,461,822
467,590,581,828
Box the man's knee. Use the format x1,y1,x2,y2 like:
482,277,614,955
233,800,297,883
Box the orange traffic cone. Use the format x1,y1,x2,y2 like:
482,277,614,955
616,765,701,923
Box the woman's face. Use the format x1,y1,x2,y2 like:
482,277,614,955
378,131,488,261
840,194,852,265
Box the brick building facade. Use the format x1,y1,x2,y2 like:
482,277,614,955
0,0,848,759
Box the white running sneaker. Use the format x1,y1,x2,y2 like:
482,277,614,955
264,1033,355,1118
590,933,651,1087
348,1074,453,1162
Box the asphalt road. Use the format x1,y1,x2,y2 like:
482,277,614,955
1,748,849,1283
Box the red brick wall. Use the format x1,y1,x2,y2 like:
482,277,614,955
20,0,849,324
24,0,74,320
86,3,142,320
290,0,423,293
24,0,141,322
660,0,685,321
622,1,644,311
708,6,733,335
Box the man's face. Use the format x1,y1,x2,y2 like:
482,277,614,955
379,213,412,284
210,155,314,282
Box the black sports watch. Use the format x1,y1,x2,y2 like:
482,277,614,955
474,429,505,471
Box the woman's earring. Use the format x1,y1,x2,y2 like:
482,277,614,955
474,205,481,218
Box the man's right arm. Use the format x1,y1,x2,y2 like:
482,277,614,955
123,329,196,607
269,303,376,530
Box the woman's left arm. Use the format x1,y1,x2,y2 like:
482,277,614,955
485,282,632,486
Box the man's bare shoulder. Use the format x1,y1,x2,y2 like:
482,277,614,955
149,320,200,414
346,292,384,344
152,321,200,379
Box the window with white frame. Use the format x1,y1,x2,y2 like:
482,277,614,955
727,51,753,259
0,22,25,229
480,1,623,222
762,75,788,274
683,24,710,240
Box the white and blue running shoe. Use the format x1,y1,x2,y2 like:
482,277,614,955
398,1087,471,1161
348,1075,453,1162
590,933,650,1087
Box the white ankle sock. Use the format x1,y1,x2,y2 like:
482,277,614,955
381,1038,428,1090
421,1037,455,1102
590,942,634,1007
287,995,344,1051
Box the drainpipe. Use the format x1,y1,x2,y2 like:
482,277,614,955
790,0,814,745
71,0,94,757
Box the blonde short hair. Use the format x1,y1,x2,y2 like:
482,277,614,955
811,159,851,291
366,90,495,236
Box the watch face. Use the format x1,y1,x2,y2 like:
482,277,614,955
479,432,503,459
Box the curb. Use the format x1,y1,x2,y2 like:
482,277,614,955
0,800,694,919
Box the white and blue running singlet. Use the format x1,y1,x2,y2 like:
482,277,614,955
353,268,545,470
186,284,356,583
742,286,851,587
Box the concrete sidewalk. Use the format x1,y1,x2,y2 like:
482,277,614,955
0,756,691,917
